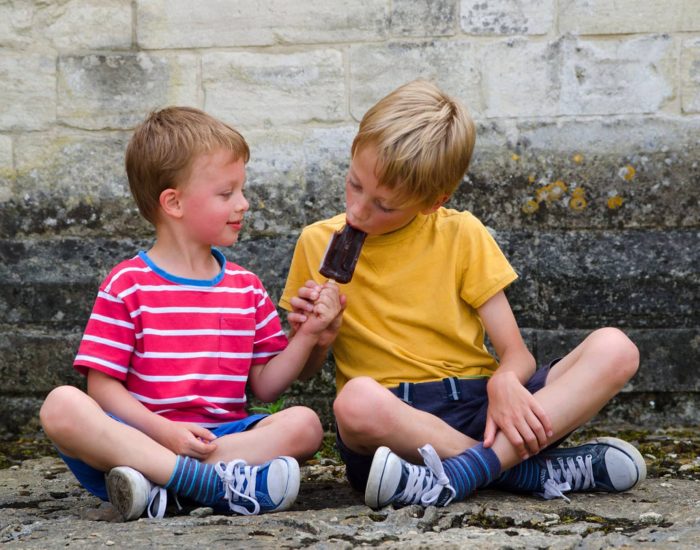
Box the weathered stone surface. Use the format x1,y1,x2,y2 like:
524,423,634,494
559,0,700,34
136,0,388,49
559,36,675,116
349,40,483,119
390,0,457,37
682,38,700,114
0,135,12,176
0,53,56,131
2,455,699,548
0,0,131,50
58,53,200,130
460,0,555,35
203,50,345,129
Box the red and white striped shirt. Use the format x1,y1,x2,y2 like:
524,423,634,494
74,249,288,426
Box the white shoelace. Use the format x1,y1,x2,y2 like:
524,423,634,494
215,460,260,515
538,453,594,502
146,486,168,519
398,444,456,507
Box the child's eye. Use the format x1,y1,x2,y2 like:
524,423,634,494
377,204,394,213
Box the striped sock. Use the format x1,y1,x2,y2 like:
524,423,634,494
442,443,501,501
491,458,542,492
164,456,223,506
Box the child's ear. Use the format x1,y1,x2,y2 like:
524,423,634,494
421,194,450,214
159,188,183,218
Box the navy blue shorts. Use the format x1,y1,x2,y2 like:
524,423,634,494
337,362,556,492
58,413,268,501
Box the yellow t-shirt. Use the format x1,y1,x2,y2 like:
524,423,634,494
279,208,518,392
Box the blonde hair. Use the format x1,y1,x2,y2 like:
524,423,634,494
125,106,250,225
351,79,476,208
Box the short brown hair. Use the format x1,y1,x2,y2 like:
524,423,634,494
351,79,476,208
125,106,250,225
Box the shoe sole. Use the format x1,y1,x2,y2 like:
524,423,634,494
273,457,301,512
364,446,392,509
589,436,647,490
105,467,148,521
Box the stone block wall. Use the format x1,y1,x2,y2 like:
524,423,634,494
1,0,698,437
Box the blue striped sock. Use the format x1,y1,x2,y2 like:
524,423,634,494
164,456,223,506
491,458,542,492
442,443,501,501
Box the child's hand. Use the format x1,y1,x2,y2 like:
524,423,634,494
297,281,344,341
287,280,323,334
158,421,218,459
484,371,552,460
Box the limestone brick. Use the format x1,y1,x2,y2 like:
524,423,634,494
559,0,700,34
349,40,483,120
390,0,457,37
681,38,700,114
481,38,562,118
559,36,675,115
0,53,56,131
0,0,131,50
460,0,555,35
57,53,200,130
136,0,387,49
202,50,345,128
0,136,12,171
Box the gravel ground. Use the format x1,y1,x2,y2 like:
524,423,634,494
1,427,699,549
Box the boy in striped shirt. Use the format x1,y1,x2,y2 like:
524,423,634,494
40,107,342,520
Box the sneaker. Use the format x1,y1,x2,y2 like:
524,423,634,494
214,456,299,515
105,466,167,520
365,444,456,509
535,437,647,502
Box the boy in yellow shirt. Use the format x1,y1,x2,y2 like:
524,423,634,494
280,79,645,508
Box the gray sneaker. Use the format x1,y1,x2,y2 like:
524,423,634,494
534,437,647,501
106,466,167,520
365,444,456,509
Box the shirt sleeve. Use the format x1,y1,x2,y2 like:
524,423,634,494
252,278,289,365
458,214,518,309
73,286,135,381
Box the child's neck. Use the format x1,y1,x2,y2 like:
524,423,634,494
147,237,221,281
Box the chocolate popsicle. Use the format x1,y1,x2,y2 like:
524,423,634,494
319,224,367,284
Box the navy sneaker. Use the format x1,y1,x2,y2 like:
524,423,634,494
533,437,647,501
365,444,456,509
106,466,167,520
214,456,299,515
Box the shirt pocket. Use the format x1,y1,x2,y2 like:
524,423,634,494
219,316,256,375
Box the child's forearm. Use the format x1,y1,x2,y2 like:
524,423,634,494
249,330,322,402
87,370,171,440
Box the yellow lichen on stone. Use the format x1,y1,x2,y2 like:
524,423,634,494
569,187,587,210
607,195,624,209
619,164,636,181
572,153,584,164
522,199,539,214
511,153,521,161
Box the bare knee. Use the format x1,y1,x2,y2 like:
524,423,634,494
334,377,394,441
590,327,640,386
40,386,89,443
275,406,323,459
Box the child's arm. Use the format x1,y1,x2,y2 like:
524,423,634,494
87,370,217,459
248,282,342,402
478,291,554,459
286,280,346,380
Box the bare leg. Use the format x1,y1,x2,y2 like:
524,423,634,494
335,328,639,469
41,389,324,485
40,386,177,485
205,406,323,465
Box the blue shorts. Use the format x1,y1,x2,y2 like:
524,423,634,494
58,413,268,501
337,362,557,492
